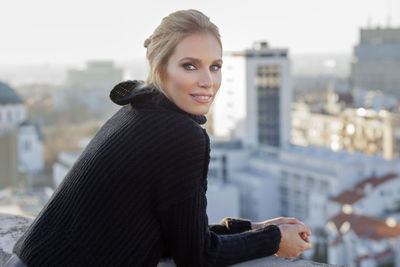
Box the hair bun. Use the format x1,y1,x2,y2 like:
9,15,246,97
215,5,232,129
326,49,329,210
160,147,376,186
144,37,151,48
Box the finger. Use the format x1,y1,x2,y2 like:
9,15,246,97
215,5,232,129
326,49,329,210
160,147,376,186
302,241,313,251
280,217,303,225
300,232,309,242
296,224,311,236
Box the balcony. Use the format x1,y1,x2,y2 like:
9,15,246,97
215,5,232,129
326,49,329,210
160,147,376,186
1,213,338,267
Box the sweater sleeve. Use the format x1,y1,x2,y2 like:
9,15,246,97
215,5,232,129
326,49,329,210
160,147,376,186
158,188,281,266
209,217,252,235
156,121,281,266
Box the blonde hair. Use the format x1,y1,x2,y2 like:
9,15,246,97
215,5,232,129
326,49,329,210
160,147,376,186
144,9,222,92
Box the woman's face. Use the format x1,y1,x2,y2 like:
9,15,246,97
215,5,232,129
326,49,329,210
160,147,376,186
162,32,222,115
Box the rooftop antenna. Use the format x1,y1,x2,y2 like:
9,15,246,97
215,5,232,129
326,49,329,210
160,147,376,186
386,0,392,28
367,16,372,28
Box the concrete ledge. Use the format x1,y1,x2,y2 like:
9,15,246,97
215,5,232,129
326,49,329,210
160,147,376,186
158,256,338,267
0,214,339,266
0,213,33,266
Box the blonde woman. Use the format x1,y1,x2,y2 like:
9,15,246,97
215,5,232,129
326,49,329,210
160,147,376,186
7,9,311,266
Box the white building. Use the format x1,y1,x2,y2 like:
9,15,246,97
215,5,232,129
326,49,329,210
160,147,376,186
235,145,399,229
206,180,240,224
17,121,44,173
0,82,27,127
0,82,44,176
53,137,91,187
53,151,82,187
212,53,246,139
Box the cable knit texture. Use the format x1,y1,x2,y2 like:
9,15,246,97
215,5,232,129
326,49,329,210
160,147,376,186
13,80,281,266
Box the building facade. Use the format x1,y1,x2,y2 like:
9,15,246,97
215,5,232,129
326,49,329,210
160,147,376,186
351,27,400,100
211,53,246,139
240,41,292,148
54,60,123,117
291,102,400,159
0,82,44,187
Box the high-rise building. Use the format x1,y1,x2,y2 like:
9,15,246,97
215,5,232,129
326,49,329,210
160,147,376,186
54,60,123,116
351,27,400,99
238,41,292,148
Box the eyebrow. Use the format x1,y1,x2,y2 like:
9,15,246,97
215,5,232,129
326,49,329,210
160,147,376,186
178,57,223,64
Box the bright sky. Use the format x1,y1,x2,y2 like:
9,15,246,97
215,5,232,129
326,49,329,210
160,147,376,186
1,0,399,65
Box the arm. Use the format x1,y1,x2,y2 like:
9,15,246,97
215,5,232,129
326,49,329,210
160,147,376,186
158,188,281,266
156,123,281,266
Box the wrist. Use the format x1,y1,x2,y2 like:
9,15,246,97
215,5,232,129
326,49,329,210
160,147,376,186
251,222,258,230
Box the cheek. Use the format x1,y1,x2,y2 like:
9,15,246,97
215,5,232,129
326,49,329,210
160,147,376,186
171,72,197,92
214,73,222,88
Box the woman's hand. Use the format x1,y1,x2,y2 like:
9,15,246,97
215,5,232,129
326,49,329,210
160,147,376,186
251,217,305,230
275,224,313,258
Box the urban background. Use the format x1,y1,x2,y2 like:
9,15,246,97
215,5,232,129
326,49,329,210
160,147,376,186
1,0,400,266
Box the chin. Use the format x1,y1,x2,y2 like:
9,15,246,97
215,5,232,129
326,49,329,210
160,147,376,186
189,108,209,116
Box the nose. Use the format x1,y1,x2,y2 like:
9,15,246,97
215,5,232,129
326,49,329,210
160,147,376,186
198,69,213,88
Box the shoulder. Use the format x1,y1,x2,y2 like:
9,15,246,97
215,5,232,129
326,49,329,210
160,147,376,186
141,108,207,145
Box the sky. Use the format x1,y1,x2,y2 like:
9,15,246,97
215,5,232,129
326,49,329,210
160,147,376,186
1,0,400,65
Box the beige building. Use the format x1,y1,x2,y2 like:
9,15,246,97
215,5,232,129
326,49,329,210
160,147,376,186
0,127,18,189
291,103,400,159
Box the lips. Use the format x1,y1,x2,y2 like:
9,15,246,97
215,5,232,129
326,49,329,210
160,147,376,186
190,93,212,97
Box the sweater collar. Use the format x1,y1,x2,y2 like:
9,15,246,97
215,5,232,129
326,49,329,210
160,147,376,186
109,80,207,125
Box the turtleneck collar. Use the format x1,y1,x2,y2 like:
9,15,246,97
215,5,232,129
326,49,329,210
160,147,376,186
109,80,207,125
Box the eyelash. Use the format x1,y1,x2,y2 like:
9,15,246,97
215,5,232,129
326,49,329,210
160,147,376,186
182,63,222,72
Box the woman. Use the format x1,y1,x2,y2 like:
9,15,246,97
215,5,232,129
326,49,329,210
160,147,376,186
7,9,311,266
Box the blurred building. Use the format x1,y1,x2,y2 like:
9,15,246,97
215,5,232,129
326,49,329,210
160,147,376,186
353,88,398,111
53,137,91,187
329,173,400,220
53,151,82,187
327,212,400,267
206,180,240,224
0,82,44,189
291,100,400,159
0,187,54,217
67,61,122,90
351,27,400,100
211,53,246,139
207,139,279,221
54,60,123,117
0,127,18,189
237,41,292,148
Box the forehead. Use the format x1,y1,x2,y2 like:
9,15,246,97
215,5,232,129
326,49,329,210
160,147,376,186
170,33,222,61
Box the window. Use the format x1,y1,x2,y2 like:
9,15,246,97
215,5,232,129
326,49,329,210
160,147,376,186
7,111,12,123
208,169,218,178
24,140,31,151
306,176,314,187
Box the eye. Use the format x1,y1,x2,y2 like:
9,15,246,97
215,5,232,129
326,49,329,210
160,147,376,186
182,63,196,71
210,64,222,72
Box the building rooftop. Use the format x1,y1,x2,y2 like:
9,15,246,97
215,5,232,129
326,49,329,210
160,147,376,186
329,212,400,241
0,82,24,104
330,173,398,205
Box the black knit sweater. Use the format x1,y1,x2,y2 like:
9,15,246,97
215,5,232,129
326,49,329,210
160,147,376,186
13,80,281,266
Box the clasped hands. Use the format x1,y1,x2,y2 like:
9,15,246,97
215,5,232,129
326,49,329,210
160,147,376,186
251,217,312,258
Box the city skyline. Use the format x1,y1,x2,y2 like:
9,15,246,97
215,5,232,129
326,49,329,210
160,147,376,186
1,0,400,65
